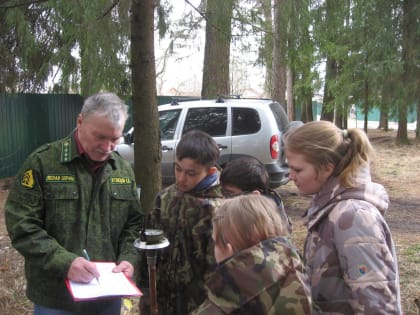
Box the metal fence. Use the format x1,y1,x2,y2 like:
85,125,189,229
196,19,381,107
0,94,84,178
0,94,179,178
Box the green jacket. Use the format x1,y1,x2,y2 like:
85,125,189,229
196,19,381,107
5,132,142,312
192,237,316,315
151,182,223,315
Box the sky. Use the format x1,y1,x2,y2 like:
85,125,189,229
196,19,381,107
155,0,267,97
46,1,267,97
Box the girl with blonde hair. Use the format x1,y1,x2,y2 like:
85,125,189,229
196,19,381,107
284,120,401,314
192,195,315,315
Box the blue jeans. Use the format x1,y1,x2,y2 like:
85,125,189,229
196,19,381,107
34,299,122,315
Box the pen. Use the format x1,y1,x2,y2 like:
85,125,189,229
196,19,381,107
82,249,100,284
82,249,90,261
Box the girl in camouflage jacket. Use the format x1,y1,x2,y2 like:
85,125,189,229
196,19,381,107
192,195,316,315
284,121,402,315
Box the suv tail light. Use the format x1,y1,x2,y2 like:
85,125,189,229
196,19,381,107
270,135,279,159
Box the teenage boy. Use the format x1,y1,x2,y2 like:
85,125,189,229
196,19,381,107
140,129,224,315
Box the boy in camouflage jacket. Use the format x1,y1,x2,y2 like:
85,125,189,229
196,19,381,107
140,130,224,315
193,195,316,314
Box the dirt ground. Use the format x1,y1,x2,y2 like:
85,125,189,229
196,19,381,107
0,129,419,314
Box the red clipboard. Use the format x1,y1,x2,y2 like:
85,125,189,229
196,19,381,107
65,262,142,301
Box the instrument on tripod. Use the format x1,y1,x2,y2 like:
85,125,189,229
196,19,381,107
134,227,169,315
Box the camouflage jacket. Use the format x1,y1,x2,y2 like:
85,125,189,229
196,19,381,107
267,188,293,233
304,168,402,314
192,237,316,315
5,131,142,313
151,181,224,315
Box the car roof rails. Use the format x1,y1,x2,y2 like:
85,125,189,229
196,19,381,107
216,94,242,103
170,96,202,105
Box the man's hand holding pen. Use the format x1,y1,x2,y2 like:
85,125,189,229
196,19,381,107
67,251,100,284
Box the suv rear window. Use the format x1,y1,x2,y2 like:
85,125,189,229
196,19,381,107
232,108,261,135
183,107,227,137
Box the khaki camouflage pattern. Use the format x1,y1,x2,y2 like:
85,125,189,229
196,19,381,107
148,183,224,315
192,237,317,315
304,168,402,314
5,132,142,313
267,188,293,233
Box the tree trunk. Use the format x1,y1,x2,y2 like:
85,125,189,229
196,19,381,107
131,0,162,214
320,56,336,122
201,0,234,99
378,110,389,131
396,103,408,143
334,103,345,129
272,0,287,106
363,79,369,133
416,99,420,140
301,92,313,123
261,0,273,95
286,68,294,120
397,0,414,144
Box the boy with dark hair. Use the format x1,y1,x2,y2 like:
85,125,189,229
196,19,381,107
140,129,224,315
220,156,292,233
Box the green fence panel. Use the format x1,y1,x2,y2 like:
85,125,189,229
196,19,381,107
47,94,84,141
0,94,190,178
0,94,28,178
355,105,417,123
0,94,83,178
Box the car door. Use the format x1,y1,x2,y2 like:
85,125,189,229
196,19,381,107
182,106,231,166
159,108,182,184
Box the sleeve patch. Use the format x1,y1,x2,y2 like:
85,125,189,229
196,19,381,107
21,169,35,188
358,264,368,275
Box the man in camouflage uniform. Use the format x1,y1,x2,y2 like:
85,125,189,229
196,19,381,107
5,93,142,315
139,130,223,315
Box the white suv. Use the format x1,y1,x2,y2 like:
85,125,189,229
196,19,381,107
117,97,299,188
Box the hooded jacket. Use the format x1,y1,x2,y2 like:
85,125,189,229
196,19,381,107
148,177,224,315
304,168,402,314
192,237,315,315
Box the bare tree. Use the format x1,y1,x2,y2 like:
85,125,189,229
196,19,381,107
396,0,416,144
201,0,234,98
272,0,287,106
131,0,161,213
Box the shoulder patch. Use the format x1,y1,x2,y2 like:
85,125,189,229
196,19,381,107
21,169,35,189
358,264,368,275
36,143,51,153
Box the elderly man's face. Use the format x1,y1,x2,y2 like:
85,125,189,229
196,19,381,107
77,114,124,161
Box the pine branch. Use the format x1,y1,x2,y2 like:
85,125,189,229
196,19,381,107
98,0,120,20
0,0,49,9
